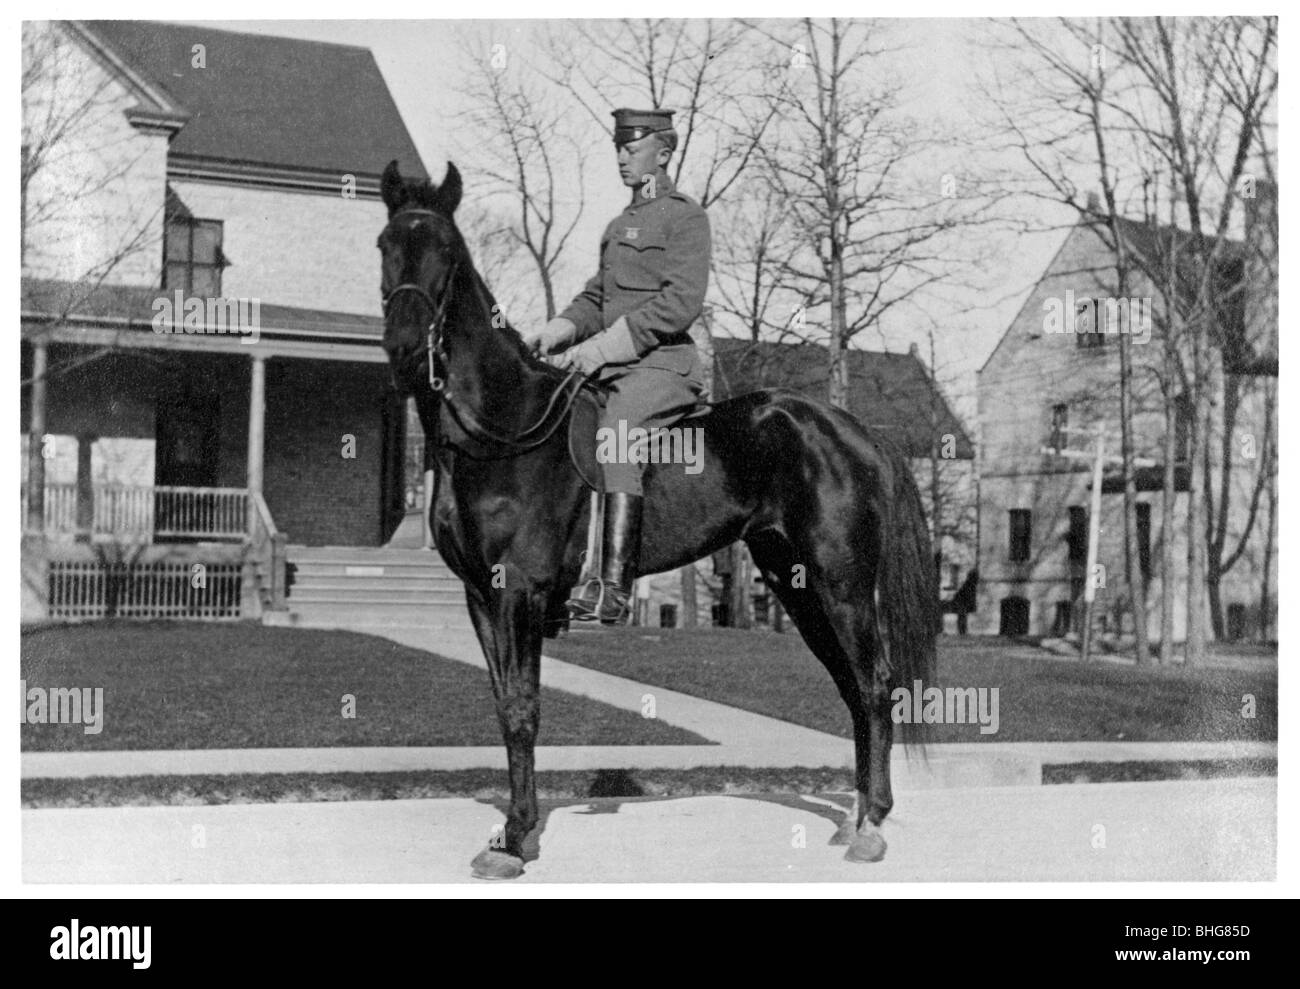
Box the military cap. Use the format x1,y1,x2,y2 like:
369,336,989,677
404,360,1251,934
612,107,677,148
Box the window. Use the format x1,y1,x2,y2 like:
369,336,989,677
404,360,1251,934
1050,403,1069,452
1136,503,1152,580
1051,601,1073,638
1008,509,1032,562
1000,597,1030,636
1075,297,1107,349
1067,506,1087,563
165,217,226,295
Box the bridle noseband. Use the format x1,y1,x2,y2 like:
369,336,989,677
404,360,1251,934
381,208,591,460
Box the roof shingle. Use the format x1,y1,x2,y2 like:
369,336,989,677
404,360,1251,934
82,20,427,181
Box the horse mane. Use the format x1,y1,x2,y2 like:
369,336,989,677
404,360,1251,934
394,174,567,380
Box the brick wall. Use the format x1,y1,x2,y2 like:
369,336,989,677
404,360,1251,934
262,359,392,546
169,180,388,316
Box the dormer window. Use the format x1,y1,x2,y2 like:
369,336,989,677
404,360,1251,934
165,215,227,296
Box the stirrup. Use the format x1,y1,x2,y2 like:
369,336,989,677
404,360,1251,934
566,578,605,622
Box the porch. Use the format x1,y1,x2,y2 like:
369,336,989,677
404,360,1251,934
20,278,413,623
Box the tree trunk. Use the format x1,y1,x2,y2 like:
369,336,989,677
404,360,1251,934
1259,447,1276,642
1117,327,1151,664
1184,321,1209,666
729,542,751,629
1159,380,1177,666
679,564,698,628
1204,369,1240,640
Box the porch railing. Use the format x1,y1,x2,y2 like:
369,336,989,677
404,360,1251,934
22,484,248,541
249,490,287,611
24,483,288,620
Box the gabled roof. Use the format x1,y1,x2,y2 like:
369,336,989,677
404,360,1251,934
712,338,974,459
80,20,427,182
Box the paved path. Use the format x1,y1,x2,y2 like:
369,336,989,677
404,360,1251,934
22,777,1274,883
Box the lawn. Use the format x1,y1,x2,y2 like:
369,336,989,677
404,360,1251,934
545,628,1277,744
20,622,708,750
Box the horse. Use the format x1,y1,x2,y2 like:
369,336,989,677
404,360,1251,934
377,160,938,879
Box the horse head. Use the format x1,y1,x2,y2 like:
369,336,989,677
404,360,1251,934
377,159,464,392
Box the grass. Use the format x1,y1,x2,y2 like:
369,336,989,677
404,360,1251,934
546,628,1277,744
19,621,708,750
21,759,1277,808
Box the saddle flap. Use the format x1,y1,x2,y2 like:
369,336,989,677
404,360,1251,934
567,388,606,494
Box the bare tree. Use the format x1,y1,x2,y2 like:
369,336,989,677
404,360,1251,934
455,28,588,321
983,15,1276,661
22,21,168,529
748,18,998,410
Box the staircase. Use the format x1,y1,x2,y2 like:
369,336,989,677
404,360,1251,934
264,545,472,632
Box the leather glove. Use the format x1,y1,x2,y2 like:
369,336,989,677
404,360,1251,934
552,317,640,374
522,317,577,356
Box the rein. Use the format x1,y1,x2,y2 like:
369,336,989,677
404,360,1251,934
383,209,592,459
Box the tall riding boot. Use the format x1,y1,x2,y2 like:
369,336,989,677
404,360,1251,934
567,493,643,625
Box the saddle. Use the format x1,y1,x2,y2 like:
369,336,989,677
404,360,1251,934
565,384,708,494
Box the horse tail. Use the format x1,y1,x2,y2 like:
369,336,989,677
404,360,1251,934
877,452,939,750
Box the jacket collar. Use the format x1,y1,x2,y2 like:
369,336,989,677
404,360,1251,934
629,171,675,208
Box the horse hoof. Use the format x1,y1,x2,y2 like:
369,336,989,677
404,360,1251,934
843,827,887,863
470,848,526,880
828,817,857,846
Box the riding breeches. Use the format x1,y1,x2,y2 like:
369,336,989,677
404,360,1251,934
595,365,706,496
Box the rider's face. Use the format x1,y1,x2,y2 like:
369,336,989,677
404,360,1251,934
617,135,667,189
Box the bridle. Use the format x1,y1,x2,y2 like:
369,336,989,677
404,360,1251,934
381,208,592,459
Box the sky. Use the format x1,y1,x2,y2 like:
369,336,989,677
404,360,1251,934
179,17,1085,417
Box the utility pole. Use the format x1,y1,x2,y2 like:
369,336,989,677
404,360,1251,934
1043,423,1155,662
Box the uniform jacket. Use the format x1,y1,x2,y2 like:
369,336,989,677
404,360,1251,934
559,176,710,376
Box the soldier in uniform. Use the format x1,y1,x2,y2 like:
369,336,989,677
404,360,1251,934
522,108,710,625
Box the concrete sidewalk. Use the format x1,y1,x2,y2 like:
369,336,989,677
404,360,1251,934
22,777,1275,883
20,739,1272,784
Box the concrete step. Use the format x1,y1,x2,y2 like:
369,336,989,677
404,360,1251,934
286,589,465,605
286,577,462,593
270,602,473,626
287,545,445,563
275,545,472,631
289,562,458,580
263,610,473,632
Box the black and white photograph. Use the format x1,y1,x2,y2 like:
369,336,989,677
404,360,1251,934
12,6,1285,902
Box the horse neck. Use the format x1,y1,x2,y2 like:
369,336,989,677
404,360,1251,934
423,252,552,435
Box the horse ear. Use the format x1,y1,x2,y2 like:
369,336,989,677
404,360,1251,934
435,161,463,215
381,160,406,216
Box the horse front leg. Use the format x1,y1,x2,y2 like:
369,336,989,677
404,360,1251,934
465,578,545,880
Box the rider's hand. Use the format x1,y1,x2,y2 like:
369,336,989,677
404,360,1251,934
554,318,639,374
522,317,577,356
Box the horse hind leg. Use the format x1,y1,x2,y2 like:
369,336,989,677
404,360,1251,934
747,534,878,857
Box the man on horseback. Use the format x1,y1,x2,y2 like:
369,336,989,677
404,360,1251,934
523,107,710,625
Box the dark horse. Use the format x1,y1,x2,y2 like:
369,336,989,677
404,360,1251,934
377,161,937,879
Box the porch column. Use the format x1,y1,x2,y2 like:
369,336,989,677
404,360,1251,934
25,341,47,532
75,434,95,536
247,354,266,497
